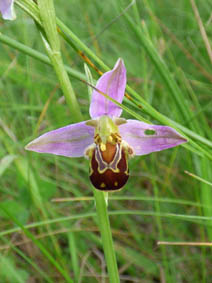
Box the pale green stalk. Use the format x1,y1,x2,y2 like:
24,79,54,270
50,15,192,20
0,33,86,81
37,0,83,122
68,233,80,282
2,209,212,238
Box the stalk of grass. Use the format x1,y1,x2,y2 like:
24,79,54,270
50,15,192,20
185,171,212,186
2,209,212,239
0,33,86,80
68,233,80,282
37,0,83,122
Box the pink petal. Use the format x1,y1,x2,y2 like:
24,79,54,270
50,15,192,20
89,58,126,118
25,121,94,157
0,0,16,20
119,120,187,156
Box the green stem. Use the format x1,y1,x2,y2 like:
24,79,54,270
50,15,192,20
2,208,212,238
46,47,83,122
93,189,120,283
37,0,83,122
68,233,80,282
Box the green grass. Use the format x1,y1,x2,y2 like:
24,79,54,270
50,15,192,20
0,0,212,282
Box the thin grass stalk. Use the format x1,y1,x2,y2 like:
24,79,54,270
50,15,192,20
37,0,83,122
3,209,212,238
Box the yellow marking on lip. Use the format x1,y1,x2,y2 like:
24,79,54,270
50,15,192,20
114,182,118,186
100,183,106,188
100,143,106,151
108,135,113,142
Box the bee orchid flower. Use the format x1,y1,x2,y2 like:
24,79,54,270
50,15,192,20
25,58,187,191
0,0,16,20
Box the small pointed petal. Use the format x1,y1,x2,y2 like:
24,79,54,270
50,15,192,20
89,58,126,118
25,121,94,158
0,0,16,20
119,120,187,156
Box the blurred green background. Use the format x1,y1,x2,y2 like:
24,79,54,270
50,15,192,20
0,0,212,282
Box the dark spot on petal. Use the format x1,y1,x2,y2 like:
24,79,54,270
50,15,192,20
144,129,156,135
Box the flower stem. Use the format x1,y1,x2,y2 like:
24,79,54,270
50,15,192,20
93,189,120,283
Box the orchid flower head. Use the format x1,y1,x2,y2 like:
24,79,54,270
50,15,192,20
25,58,187,191
0,0,16,20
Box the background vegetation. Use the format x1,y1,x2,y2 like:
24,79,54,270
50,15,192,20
0,0,212,282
